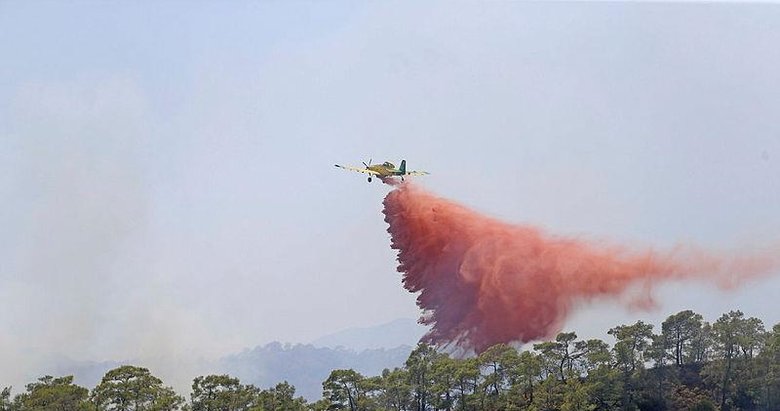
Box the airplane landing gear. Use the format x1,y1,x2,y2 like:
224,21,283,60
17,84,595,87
368,177,372,183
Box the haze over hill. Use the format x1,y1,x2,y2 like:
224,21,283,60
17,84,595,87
49,318,422,401
310,318,427,350
220,318,425,400
220,343,412,401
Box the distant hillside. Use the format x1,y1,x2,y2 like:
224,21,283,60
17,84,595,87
310,318,427,350
35,318,426,402
220,343,412,401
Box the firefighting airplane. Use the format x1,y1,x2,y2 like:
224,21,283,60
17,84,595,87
334,159,429,183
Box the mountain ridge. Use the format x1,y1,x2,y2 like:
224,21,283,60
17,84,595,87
309,317,427,350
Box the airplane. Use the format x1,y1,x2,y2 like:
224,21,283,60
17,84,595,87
334,159,429,183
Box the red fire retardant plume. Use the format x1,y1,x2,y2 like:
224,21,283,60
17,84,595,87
382,183,778,353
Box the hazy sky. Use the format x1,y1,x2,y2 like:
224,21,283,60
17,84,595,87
2,1,780,391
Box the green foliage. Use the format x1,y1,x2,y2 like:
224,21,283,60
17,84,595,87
452,357,479,410
92,365,184,411
560,378,596,411
190,374,259,411
534,332,583,383
755,324,780,409
322,369,367,411
153,386,185,411
585,366,622,410
8,376,90,411
477,343,518,408
1,387,12,411
256,381,307,411
429,356,457,410
608,320,654,374
405,343,440,411
702,310,766,410
661,309,704,366
374,368,411,411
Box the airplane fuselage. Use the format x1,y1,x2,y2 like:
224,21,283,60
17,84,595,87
367,162,402,177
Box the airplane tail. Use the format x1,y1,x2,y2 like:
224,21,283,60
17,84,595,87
400,160,407,174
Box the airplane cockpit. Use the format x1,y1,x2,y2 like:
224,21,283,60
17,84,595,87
383,162,395,168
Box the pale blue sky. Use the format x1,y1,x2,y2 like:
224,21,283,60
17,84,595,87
2,1,780,390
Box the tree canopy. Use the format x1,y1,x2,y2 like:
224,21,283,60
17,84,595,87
2,308,778,411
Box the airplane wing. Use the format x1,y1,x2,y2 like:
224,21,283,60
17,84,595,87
405,170,430,176
334,164,380,175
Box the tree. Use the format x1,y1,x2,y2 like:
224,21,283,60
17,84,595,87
92,365,184,411
575,339,612,373
531,374,565,411
11,375,90,411
430,356,457,411
1,387,12,411
708,311,741,410
661,310,704,366
560,378,596,411
505,350,542,410
534,332,583,383
643,332,676,409
190,375,258,411
405,343,439,411
607,321,654,409
703,310,765,410
375,368,411,411
477,343,518,408
322,369,366,411
608,321,653,374
153,387,184,411
584,366,623,410
737,316,765,360
755,323,780,410
452,357,479,411
689,321,714,364
256,381,307,411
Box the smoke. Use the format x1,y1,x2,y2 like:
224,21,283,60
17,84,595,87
382,182,779,353
0,78,218,394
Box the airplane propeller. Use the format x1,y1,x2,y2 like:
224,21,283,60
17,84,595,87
363,158,372,168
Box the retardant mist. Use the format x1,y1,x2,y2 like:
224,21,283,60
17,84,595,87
382,183,779,353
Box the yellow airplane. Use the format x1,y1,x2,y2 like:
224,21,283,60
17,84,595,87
334,159,429,183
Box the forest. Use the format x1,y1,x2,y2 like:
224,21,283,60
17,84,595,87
1,309,778,411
